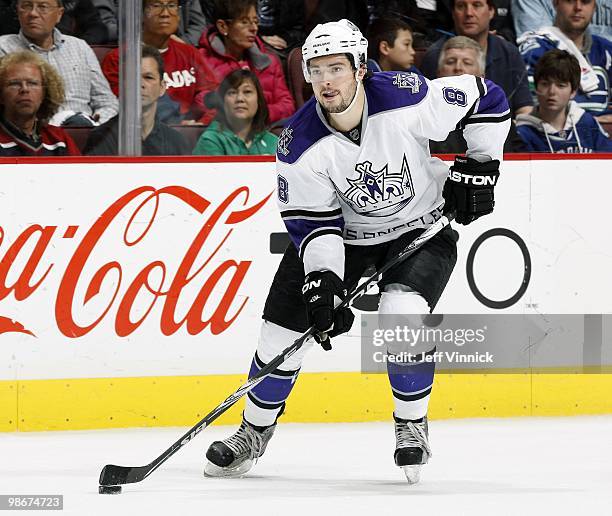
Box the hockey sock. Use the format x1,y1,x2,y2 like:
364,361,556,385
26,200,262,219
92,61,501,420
243,351,300,427
387,349,435,420
243,321,312,427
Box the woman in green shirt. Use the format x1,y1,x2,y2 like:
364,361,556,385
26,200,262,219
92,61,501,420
193,69,278,155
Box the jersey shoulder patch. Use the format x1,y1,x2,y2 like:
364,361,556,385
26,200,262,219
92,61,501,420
365,72,429,116
276,97,331,164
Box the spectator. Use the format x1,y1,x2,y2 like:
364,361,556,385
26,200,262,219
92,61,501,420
366,17,418,73
198,0,294,124
85,45,191,155
257,0,305,55
516,49,612,152
430,36,526,153
193,68,277,155
0,0,118,126
0,0,107,44
420,0,533,116
92,0,209,46
518,0,612,121
0,50,80,155
102,0,217,124
512,0,612,39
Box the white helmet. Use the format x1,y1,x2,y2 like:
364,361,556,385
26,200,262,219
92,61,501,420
301,19,368,83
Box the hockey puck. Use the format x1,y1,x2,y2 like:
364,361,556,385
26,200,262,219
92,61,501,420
99,485,122,495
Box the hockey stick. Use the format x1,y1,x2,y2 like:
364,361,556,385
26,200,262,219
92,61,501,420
99,212,454,488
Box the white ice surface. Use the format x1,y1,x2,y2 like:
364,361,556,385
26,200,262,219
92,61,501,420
1,416,611,515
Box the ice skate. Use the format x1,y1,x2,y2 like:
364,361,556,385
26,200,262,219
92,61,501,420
393,415,431,484
204,419,276,478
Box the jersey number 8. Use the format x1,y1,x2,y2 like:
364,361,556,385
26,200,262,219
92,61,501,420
278,175,289,204
443,87,468,107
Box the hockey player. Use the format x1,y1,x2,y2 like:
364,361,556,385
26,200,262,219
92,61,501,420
204,19,510,484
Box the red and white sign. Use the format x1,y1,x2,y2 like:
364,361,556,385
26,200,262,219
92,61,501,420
1,156,611,380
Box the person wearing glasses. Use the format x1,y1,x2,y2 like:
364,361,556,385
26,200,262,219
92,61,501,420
101,0,217,124
0,50,80,155
198,0,295,124
0,0,118,126
0,0,108,45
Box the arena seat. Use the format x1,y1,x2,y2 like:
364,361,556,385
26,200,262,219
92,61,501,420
286,47,313,109
414,47,428,70
91,45,117,65
64,126,93,153
168,124,207,152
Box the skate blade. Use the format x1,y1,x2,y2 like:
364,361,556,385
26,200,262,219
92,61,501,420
401,465,422,484
204,459,255,478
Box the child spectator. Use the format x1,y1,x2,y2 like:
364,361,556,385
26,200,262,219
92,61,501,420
0,0,118,126
102,0,217,124
366,17,418,73
198,0,295,124
0,50,80,155
516,49,612,153
85,45,191,155
193,68,277,155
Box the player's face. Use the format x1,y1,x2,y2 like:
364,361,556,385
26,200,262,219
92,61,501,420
535,77,576,113
141,56,166,110
1,63,44,122
224,78,259,124
309,55,358,113
384,29,415,70
438,47,483,77
453,0,495,38
554,0,595,34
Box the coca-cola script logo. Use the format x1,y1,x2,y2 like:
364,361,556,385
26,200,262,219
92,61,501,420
0,185,272,338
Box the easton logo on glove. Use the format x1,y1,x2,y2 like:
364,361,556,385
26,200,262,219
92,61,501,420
448,170,498,186
442,156,500,226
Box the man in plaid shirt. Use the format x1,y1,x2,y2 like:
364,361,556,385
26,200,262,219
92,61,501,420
0,0,118,126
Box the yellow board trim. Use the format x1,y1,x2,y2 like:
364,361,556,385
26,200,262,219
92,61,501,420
1,371,611,432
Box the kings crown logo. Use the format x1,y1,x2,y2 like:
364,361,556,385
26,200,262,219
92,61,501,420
277,127,293,156
392,72,422,94
339,154,415,217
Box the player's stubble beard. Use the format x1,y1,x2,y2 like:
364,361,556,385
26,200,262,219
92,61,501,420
323,79,359,114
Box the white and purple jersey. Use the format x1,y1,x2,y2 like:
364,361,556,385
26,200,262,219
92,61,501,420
276,71,510,279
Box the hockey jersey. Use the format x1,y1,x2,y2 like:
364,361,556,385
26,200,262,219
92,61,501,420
516,101,612,153
0,117,80,156
276,71,510,279
518,29,612,115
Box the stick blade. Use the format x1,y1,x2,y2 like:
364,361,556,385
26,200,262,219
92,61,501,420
99,464,149,486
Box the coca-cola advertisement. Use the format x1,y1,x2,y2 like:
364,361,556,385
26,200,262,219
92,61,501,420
0,161,293,380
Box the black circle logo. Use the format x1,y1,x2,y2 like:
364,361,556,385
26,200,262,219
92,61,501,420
466,228,531,309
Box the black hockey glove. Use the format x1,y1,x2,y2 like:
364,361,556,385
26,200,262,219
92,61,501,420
442,156,500,225
302,270,355,351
